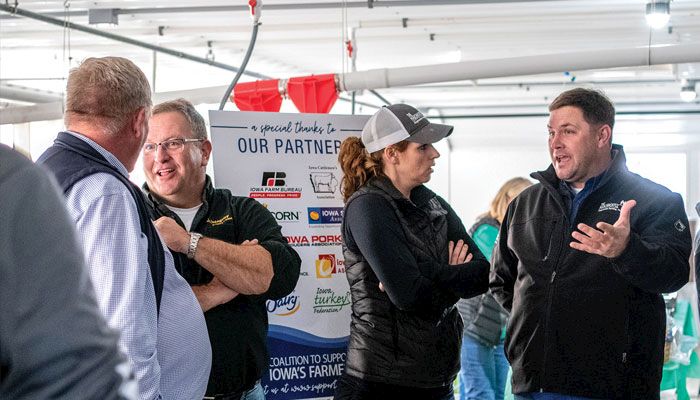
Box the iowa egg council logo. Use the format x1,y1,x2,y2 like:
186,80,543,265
315,254,345,278
308,207,344,225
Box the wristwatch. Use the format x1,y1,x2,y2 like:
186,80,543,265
187,232,203,259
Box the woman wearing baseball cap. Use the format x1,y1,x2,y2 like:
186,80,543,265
334,104,490,399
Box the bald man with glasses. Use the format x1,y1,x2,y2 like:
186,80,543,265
142,98,301,400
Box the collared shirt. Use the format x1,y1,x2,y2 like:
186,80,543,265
62,131,211,400
144,176,302,396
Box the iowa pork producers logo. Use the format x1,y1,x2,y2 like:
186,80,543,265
250,171,302,199
285,234,342,248
308,207,343,225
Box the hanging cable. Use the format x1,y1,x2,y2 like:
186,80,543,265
62,0,72,66
218,0,262,110
340,0,349,101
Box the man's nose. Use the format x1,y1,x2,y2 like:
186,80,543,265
155,143,170,161
550,133,563,149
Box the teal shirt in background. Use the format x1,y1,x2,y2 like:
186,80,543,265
471,223,499,261
470,222,505,340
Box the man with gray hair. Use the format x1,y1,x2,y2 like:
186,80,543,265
142,98,301,400
38,57,211,399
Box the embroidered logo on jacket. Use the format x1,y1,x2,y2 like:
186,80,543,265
207,215,233,226
598,200,625,212
674,219,687,232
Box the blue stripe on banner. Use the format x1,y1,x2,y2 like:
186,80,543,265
268,325,349,348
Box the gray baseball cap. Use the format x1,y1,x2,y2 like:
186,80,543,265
361,104,453,153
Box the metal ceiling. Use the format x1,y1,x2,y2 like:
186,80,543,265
1,0,699,119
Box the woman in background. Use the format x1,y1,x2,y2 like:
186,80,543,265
457,177,532,400
334,104,490,400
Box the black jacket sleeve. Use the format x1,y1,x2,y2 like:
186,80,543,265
236,198,301,300
610,193,691,293
489,202,518,312
431,198,490,299
345,194,487,317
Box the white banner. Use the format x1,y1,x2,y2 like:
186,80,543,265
209,110,370,400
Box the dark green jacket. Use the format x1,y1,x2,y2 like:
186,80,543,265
144,176,301,396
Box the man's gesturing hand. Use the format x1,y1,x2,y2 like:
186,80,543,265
570,200,636,258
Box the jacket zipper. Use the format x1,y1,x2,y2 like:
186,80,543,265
539,218,566,392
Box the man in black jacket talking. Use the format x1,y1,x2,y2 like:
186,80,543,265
490,88,691,400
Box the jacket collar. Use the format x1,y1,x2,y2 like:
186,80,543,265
367,176,435,208
142,175,214,227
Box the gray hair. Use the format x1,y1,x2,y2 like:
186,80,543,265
64,57,152,135
152,98,208,140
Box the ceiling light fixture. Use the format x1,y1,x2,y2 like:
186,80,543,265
645,0,671,29
680,81,697,102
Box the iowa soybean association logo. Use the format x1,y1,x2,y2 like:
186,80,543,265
307,207,343,225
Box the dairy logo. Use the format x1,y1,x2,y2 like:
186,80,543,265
266,293,301,316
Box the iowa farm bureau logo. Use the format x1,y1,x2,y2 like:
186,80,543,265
315,254,345,278
250,171,302,199
266,292,301,316
308,207,343,225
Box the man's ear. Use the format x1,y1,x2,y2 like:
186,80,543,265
200,139,212,166
132,107,148,141
597,124,612,148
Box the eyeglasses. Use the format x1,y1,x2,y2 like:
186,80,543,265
143,138,204,154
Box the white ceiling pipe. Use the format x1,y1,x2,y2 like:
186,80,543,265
0,85,233,125
338,43,700,92
0,84,63,104
0,102,63,125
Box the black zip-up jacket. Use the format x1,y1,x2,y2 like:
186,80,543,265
490,145,691,399
144,176,301,397
342,177,489,389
